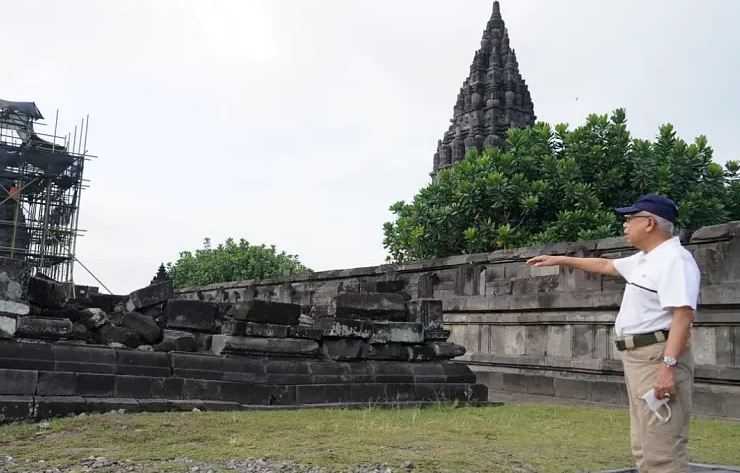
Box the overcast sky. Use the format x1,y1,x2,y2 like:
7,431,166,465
3,1,739,293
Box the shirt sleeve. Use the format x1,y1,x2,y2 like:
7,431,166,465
612,252,640,280
657,255,701,310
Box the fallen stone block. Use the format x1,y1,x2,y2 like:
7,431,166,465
334,293,408,321
408,299,444,329
125,281,173,312
97,324,142,348
154,329,197,352
424,328,451,341
243,322,289,338
318,317,372,339
87,293,127,313
122,312,161,344
0,300,29,317
224,300,300,325
0,315,16,338
321,338,368,360
365,343,412,361
221,319,246,336
79,308,108,329
370,322,424,344
288,326,323,341
28,275,68,309
165,300,218,332
211,335,320,357
16,316,73,340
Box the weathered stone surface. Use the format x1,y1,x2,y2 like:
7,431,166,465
165,299,218,332
16,316,73,339
288,326,323,341
80,307,108,329
365,343,412,361
97,324,142,348
318,317,372,339
690,221,740,241
408,299,443,329
0,300,29,316
224,300,300,325
122,312,161,344
211,335,320,357
424,327,451,341
0,315,16,338
125,281,173,312
242,322,289,338
221,319,245,336
334,293,408,321
427,342,466,359
370,322,424,344
28,275,68,309
375,280,406,293
154,329,197,352
0,257,29,302
87,293,126,313
322,339,368,360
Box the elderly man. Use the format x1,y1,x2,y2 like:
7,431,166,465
527,194,700,473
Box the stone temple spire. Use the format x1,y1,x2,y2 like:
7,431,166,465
432,1,536,174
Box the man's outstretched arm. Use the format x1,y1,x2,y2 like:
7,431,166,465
526,255,619,277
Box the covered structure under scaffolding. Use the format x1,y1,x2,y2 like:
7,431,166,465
0,98,90,285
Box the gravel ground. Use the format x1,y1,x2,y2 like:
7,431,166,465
0,456,415,473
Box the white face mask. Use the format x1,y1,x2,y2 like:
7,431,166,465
641,389,672,423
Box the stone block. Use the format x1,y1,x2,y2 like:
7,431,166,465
116,349,170,377
97,324,142,348
349,383,387,403
0,300,29,317
319,317,372,339
321,339,367,360
211,335,320,357
154,329,197,352
690,221,740,241
16,316,73,340
0,339,54,370
151,377,184,399
85,397,141,414
715,326,733,366
52,344,115,373
424,328,451,341
408,343,436,361
296,384,352,404
221,319,245,336
365,343,412,361
224,300,300,325
77,373,115,397
28,275,68,309
375,280,406,293
115,375,162,398
0,314,16,338
243,322,289,338
692,327,717,365
0,395,34,422
693,389,726,417
171,352,224,380
182,379,221,400
125,282,173,312
546,325,573,358
502,373,527,393
440,362,476,383
573,325,595,358
88,294,126,313
0,369,37,394
288,326,323,340
524,375,554,396
35,396,87,419
122,312,161,344
525,326,547,357
37,371,77,396
0,257,30,301
427,342,466,359
334,293,407,321
407,299,443,329
370,322,423,344
503,326,526,356
735,327,740,367
553,378,591,400
590,381,628,405
165,300,218,332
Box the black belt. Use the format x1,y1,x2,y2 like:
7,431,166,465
615,330,669,351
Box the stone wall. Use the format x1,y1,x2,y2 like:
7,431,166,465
177,221,740,419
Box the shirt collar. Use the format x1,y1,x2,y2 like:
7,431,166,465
640,236,680,262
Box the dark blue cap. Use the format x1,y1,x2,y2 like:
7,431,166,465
615,194,678,223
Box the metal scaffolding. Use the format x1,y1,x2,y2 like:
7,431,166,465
0,99,91,284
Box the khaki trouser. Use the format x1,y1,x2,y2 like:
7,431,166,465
622,341,694,473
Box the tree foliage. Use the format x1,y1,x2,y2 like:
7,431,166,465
384,109,740,263
166,238,310,288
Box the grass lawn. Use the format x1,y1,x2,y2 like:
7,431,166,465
1,404,739,473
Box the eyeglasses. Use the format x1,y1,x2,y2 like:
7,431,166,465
623,214,653,224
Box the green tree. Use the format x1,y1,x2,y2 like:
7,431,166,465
166,238,310,288
384,109,737,263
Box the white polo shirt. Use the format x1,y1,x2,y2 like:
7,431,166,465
612,237,701,336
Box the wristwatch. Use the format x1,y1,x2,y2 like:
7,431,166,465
662,355,678,368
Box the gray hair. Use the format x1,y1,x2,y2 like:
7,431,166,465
646,212,675,236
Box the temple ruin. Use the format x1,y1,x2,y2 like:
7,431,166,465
432,1,536,175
